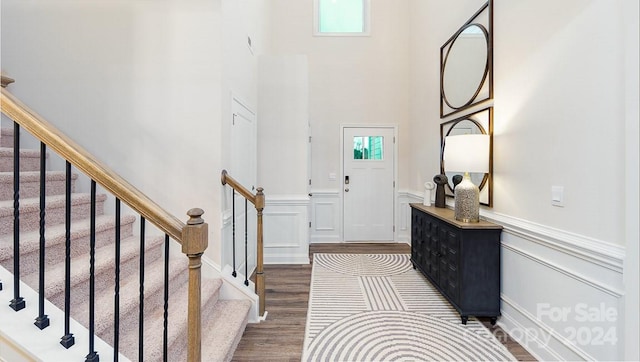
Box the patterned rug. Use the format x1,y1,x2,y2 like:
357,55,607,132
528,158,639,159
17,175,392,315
302,254,516,362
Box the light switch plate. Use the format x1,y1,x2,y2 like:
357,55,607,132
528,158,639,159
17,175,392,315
551,186,564,207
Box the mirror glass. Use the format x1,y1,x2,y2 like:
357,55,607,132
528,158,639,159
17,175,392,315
442,24,488,109
440,1,492,118
440,107,493,206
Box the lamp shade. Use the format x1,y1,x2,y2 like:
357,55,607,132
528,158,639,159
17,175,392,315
444,134,490,173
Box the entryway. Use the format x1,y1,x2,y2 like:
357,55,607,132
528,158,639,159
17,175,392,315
342,126,396,241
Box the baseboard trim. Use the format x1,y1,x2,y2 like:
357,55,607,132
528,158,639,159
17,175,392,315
264,254,310,264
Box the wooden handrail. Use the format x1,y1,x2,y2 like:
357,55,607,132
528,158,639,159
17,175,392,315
0,87,185,242
221,169,256,205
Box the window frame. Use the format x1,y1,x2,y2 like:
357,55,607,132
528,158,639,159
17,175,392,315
313,0,371,37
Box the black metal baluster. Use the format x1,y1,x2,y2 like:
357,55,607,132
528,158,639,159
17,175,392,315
139,217,146,361
60,161,75,348
232,190,237,278
244,199,249,286
113,198,121,362
163,234,169,362
34,142,49,329
10,122,25,311
85,180,99,362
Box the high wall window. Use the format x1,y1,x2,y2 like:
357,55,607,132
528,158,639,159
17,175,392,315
314,0,370,36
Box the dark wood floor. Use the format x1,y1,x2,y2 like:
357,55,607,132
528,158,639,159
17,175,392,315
232,243,535,361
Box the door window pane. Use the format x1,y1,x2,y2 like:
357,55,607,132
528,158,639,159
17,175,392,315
353,136,383,160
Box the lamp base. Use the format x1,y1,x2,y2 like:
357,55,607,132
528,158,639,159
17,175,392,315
454,173,480,223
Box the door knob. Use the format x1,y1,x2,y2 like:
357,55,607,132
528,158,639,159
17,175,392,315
345,188,350,192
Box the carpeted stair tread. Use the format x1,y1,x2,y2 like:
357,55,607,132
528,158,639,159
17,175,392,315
199,299,252,362
0,127,13,148
0,192,106,216
117,277,224,361
0,192,107,234
20,233,165,300
82,253,189,338
0,171,78,200
0,214,136,276
0,147,45,172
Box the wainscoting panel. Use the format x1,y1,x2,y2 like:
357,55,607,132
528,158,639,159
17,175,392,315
263,196,310,264
397,191,423,243
310,190,341,243
481,210,626,361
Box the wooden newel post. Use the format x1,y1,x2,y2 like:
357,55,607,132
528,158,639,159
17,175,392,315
182,208,208,362
254,188,266,317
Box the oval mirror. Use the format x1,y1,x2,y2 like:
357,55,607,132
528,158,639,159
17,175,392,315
442,24,489,109
441,119,488,192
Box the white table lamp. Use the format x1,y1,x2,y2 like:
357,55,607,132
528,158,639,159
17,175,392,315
443,134,490,222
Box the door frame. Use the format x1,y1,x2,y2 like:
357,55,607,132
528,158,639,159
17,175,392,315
339,124,398,242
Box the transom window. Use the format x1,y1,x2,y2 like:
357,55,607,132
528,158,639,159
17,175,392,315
314,0,370,36
353,136,383,160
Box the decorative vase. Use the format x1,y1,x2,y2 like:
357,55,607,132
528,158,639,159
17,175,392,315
423,182,435,206
433,174,448,208
454,172,480,222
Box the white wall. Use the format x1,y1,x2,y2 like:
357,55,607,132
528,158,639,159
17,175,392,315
265,0,411,192
409,0,638,360
218,0,269,274
257,55,309,195
622,0,639,359
1,0,225,261
258,55,310,263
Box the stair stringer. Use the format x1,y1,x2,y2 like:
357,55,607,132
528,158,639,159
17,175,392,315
200,255,261,323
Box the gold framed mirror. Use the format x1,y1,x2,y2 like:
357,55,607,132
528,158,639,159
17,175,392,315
440,1,493,118
440,107,493,206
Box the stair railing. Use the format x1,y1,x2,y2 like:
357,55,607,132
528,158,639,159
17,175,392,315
220,169,265,317
1,77,207,362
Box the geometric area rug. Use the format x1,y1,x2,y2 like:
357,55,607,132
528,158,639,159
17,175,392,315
302,254,517,361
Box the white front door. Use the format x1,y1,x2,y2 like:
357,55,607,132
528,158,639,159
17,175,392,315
343,127,395,241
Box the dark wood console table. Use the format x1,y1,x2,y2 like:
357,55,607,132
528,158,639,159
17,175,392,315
410,203,502,324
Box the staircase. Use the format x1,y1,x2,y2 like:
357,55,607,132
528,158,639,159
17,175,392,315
0,126,251,361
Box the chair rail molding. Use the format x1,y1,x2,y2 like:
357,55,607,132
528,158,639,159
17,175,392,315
481,209,625,273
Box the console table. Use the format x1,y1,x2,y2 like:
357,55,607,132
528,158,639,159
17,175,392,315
410,203,502,324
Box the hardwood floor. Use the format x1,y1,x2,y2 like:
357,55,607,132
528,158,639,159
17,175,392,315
232,243,536,361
